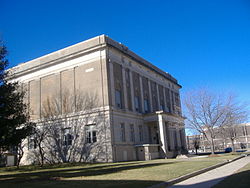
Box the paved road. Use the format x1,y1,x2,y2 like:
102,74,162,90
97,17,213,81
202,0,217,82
169,156,250,188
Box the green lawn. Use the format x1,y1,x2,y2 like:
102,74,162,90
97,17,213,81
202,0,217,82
0,154,240,188
213,160,250,188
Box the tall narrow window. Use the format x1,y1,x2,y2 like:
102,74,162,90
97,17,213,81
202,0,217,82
142,77,150,113
151,81,158,112
174,130,178,150
158,85,165,112
160,104,165,111
171,91,175,113
125,69,132,111
113,62,123,109
165,123,171,151
121,123,126,142
115,89,122,108
130,124,135,142
85,124,97,143
165,88,171,113
133,72,141,112
174,92,180,107
139,125,143,142
134,96,140,112
144,99,149,113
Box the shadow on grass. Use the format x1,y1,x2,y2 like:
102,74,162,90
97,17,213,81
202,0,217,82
0,161,181,183
0,179,164,188
1,161,142,172
1,171,249,188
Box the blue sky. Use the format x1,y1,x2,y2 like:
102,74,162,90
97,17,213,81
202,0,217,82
1,0,250,105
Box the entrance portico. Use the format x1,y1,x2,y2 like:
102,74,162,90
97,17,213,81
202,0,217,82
143,111,187,159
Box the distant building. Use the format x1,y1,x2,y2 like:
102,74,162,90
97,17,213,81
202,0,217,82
186,135,202,152
10,35,187,164
186,123,250,153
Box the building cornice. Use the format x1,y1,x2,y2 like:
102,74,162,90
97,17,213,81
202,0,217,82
104,37,181,88
9,34,181,87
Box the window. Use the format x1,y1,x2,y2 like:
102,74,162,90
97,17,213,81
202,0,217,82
160,104,165,111
158,85,165,111
134,96,140,112
174,92,180,107
63,128,73,146
125,69,132,111
139,125,143,142
85,124,97,143
165,106,170,113
120,123,126,142
28,137,37,150
64,133,73,146
165,123,171,151
165,88,171,113
174,130,178,150
144,99,150,113
130,124,135,142
151,81,158,111
115,89,122,108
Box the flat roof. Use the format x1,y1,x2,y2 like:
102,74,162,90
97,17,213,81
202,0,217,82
10,35,180,87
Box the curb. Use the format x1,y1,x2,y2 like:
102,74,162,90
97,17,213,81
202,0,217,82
148,155,246,188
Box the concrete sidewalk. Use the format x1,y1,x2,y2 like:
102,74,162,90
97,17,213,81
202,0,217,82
169,156,250,188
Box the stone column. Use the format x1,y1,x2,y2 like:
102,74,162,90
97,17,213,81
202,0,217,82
122,67,128,110
157,112,167,156
148,80,153,112
129,71,135,111
109,62,115,107
139,76,144,113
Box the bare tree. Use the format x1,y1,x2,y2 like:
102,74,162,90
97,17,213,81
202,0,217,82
184,88,248,154
32,89,102,164
30,124,49,166
220,96,248,152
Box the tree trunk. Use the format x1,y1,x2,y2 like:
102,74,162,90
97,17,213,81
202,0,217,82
211,138,215,154
38,143,44,166
231,138,235,152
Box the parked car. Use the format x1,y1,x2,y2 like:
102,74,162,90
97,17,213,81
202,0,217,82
225,147,232,153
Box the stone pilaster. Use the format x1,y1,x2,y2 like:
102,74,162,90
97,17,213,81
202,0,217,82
148,80,153,112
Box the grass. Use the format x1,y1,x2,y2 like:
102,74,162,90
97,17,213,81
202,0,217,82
0,154,241,188
213,159,250,188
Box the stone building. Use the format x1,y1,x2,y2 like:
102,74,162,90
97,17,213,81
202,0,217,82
186,123,250,153
10,35,187,164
